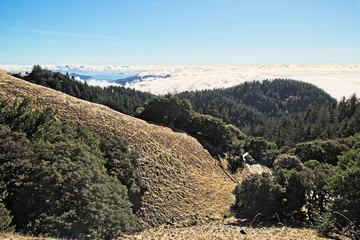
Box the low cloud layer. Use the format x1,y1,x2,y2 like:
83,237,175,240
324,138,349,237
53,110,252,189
1,64,359,100
123,65,360,100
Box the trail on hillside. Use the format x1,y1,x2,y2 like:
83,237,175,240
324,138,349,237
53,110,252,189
239,162,271,182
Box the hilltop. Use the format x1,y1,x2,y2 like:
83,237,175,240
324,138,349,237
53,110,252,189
0,70,237,227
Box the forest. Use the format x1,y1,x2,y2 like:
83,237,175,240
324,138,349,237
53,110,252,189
247,94,360,147
7,66,360,238
177,79,335,127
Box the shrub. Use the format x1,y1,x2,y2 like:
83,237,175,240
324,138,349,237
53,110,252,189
244,136,278,166
274,154,303,171
233,173,283,218
329,149,360,234
0,184,13,232
294,140,348,165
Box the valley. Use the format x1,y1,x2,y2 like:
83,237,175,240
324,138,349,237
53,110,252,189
0,69,358,239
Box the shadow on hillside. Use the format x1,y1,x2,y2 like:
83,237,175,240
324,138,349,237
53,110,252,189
226,213,307,229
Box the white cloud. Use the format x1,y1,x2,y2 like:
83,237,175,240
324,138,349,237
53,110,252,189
1,64,359,100
124,64,360,99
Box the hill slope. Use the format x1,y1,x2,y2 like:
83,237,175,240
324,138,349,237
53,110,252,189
0,70,236,227
177,79,335,128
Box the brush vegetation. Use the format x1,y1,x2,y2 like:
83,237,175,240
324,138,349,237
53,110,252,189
0,99,144,239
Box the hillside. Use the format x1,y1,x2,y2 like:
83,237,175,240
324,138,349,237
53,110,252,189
0,217,348,240
0,70,237,227
177,79,335,128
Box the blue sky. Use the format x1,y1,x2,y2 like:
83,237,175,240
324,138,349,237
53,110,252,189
0,0,359,65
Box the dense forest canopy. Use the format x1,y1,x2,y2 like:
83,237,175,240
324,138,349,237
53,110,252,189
177,79,335,128
0,99,144,238
247,94,360,147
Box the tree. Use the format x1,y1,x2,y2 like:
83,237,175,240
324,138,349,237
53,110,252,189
0,182,12,232
99,133,146,211
330,149,360,234
136,95,245,153
244,136,278,166
294,140,347,165
274,168,308,218
233,173,283,218
22,65,153,116
304,160,335,219
205,101,221,119
274,154,303,171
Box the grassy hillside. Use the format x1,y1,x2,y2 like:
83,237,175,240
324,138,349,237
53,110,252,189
0,70,236,227
1,217,348,240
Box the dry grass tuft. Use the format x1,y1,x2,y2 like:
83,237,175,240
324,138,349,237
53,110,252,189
122,217,349,240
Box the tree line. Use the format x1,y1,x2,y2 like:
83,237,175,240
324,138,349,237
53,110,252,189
135,95,246,160
247,94,360,147
16,65,153,115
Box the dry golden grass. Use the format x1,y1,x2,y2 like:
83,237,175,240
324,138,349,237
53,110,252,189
0,70,236,227
0,218,348,240
122,217,348,240
0,233,62,240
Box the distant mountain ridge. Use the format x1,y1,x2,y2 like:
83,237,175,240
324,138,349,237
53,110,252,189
114,74,171,84
69,73,92,80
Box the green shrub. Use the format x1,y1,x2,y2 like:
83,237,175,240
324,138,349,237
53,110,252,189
233,173,283,218
314,212,335,235
244,136,278,166
330,149,360,234
0,184,13,232
274,154,303,171
0,99,143,238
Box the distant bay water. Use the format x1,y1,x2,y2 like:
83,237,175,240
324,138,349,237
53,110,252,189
65,70,144,84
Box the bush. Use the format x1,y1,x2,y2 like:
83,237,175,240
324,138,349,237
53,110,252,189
274,154,303,171
233,173,283,218
329,149,360,234
314,212,335,235
244,136,278,166
294,140,348,165
0,184,13,232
